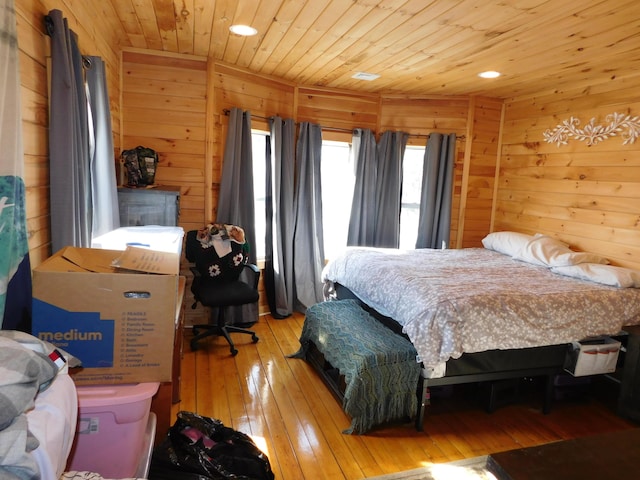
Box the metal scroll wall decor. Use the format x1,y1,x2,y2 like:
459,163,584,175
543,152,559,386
543,112,640,146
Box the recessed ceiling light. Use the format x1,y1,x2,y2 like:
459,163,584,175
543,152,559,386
229,24,257,36
352,72,381,81
478,70,501,79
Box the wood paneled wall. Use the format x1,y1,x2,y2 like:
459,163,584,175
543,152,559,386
210,65,500,250
119,52,501,317
121,50,208,233
16,3,640,315
14,1,639,345
458,97,503,248
16,0,123,267
208,61,498,251
17,13,502,268
497,74,640,270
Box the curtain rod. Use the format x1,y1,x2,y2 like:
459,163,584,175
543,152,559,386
222,109,465,140
223,109,353,133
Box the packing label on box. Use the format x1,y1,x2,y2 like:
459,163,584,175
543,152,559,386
111,246,179,274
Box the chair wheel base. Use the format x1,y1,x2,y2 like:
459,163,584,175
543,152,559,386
189,326,259,354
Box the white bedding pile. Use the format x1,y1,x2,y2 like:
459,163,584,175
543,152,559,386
0,331,77,480
0,330,146,480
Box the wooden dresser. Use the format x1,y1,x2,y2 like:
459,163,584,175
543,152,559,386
150,275,185,445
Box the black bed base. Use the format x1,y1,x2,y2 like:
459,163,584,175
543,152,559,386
415,364,562,430
305,336,564,431
327,283,569,431
305,340,348,405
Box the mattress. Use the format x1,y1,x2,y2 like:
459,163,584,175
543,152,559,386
333,282,570,379
322,247,640,372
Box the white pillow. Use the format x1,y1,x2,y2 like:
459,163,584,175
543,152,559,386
481,231,534,257
551,263,640,288
513,234,609,267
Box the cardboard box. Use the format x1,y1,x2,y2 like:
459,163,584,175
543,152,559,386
32,246,179,385
564,336,621,377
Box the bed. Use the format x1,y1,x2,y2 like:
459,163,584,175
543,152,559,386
308,232,640,431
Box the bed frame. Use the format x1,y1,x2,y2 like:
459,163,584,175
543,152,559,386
319,283,574,430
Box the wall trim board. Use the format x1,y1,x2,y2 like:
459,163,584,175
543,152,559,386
490,102,507,232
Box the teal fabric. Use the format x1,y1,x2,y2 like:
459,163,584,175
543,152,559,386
1,0,32,331
295,299,421,434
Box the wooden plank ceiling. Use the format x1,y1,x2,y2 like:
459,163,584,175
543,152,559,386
108,0,640,99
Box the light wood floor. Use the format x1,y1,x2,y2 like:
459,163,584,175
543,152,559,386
171,312,638,480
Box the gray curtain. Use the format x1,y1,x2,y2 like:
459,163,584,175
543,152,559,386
347,129,378,246
86,56,119,238
347,129,408,248
293,123,325,310
265,116,295,318
47,9,91,251
374,131,408,247
416,133,456,249
217,107,256,264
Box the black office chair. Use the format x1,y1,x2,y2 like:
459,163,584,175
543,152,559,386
185,226,260,355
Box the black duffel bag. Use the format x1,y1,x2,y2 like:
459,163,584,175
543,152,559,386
149,411,275,480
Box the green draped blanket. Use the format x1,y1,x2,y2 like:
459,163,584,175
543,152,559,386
293,299,421,434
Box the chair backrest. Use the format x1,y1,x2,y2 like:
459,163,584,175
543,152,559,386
185,230,201,263
186,226,248,285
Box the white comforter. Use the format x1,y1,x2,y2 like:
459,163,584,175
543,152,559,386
0,331,77,480
0,330,151,480
322,247,640,371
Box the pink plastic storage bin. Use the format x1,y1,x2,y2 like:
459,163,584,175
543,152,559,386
67,382,159,478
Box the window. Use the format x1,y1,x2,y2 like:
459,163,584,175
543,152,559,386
251,131,268,260
399,146,425,249
320,141,355,260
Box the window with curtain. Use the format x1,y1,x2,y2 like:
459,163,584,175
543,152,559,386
252,132,355,261
252,134,431,258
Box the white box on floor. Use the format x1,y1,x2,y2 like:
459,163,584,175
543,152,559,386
564,337,621,377
66,382,159,478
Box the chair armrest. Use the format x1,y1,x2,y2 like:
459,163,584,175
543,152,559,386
241,263,261,289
